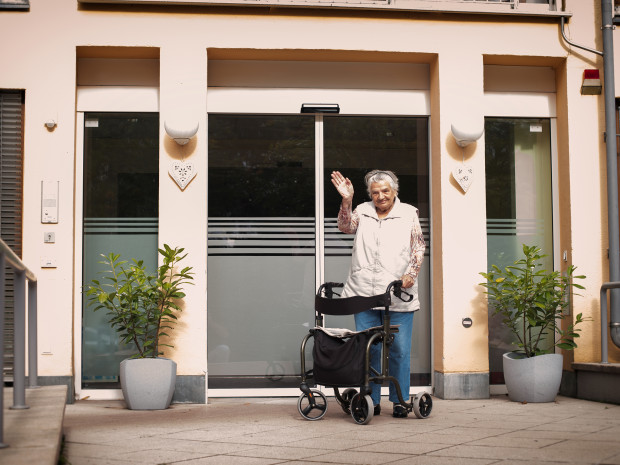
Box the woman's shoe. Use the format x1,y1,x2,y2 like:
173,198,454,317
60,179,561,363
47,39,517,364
374,404,381,415
392,404,408,418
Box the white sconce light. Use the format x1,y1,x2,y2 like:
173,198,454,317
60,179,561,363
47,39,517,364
450,123,484,148
45,110,59,130
450,122,483,194
164,120,199,145
165,118,199,191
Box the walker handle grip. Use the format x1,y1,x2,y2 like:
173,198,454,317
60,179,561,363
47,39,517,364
389,280,414,303
319,282,344,299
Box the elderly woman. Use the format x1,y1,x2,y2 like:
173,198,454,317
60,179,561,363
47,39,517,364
331,169,425,418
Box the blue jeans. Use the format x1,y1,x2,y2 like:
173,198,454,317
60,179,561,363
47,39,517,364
354,310,415,407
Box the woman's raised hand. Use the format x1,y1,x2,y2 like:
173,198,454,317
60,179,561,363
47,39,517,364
331,171,354,201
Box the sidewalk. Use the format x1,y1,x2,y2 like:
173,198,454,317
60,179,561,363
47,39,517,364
62,394,620,465
0,385,66,465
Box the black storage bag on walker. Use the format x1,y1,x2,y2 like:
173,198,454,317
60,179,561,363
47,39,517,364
312,329,373,387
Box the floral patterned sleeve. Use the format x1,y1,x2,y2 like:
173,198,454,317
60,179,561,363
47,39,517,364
405,213,426,281
337,203,359,234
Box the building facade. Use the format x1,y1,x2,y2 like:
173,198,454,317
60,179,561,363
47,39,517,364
0,0,619,404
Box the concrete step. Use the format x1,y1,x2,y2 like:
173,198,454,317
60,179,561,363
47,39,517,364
572,362,620,404
0,385,67,465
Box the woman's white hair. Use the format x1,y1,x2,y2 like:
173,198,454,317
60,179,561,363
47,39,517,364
364,170,399,197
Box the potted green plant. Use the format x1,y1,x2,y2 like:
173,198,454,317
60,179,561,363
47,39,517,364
480,244,587,403
85,244,194,410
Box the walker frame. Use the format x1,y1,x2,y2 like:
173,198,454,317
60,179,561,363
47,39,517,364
298,280,432,424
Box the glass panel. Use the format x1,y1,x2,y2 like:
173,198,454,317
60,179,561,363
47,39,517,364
82,112,159,389
207,114,315,388
323,116,431,386
485,117,553,384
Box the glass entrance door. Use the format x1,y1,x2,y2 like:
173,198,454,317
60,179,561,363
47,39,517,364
207,114,430,390
207,115,316,389
322,116,431,386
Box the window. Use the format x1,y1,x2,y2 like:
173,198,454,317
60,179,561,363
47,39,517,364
81,112,159,389
485,117,554,383
0,90,24,381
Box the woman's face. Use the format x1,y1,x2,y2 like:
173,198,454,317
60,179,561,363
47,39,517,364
370,180,396,214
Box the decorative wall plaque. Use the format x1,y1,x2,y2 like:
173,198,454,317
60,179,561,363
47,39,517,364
169,160,196,190
453,163,473,193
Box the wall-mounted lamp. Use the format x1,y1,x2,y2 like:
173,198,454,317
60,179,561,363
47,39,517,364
581,69,602,95
300,103,340,114
450,123,484,148
164,120,199,145
450,122,483,194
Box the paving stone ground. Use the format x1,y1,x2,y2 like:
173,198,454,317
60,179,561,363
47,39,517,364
58,394,620,465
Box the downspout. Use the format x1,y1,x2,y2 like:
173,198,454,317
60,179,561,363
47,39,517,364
600,0,620,349
560,7,620,350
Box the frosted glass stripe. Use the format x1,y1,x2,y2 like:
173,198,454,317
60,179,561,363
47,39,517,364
208,217,429,256
486,219,546,236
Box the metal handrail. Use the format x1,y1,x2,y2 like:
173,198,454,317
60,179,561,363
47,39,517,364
0,240,36,283
599,281,620,364
0,239,38,449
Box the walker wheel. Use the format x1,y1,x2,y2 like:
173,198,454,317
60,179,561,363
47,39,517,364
350,393,374,425
413,392,433,419
338,388,358,415
297,389,328,421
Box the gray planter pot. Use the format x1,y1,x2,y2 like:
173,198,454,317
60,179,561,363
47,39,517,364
120,357,177,410
502,352,563,403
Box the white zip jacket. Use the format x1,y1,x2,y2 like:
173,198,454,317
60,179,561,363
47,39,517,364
338,198,425,312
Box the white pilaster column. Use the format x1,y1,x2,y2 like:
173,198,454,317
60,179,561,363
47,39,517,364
431,50,489,399
159,44,208,402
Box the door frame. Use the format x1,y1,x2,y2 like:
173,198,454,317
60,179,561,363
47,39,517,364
73,86,159,401
483,91,559,395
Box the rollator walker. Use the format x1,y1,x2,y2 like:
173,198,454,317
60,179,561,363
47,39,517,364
298,280,433,425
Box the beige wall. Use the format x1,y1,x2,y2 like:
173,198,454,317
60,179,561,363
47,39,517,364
568,0,620,364
0,0,616,400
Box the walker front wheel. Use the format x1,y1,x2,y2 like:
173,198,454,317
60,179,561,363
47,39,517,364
338,388,358,415
297,389,328,421
350,393,374,425
413,392,433,419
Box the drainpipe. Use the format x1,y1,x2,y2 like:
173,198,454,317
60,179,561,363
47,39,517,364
561,3,620,350
600,0,620,349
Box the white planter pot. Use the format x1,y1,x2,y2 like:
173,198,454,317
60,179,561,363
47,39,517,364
502,352,563,403
120,357,177,410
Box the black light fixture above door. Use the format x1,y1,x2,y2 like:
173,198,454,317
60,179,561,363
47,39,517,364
300,103,340,114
